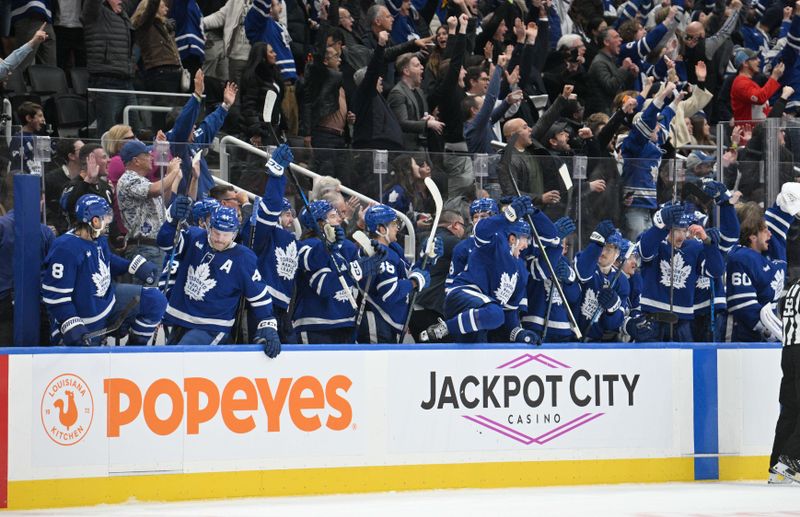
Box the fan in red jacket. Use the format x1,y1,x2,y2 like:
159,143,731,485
731,47,784,129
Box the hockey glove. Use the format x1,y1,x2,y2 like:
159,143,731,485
701,178,731,205
653,203,685,229
255,319,281,358
61,317,90,346
554,216,576,239
590,220,616,245
776,182,800,217
352,253,382,281
555,258,573,282
129,256,159,286
265,143,293,177
326,225,345,250
166,195,192,225
409,267,430,291
598,287,621,313
420,236,444,265
756,303,782,342
503,196,535,222
623,315,658,342
510,326,541,345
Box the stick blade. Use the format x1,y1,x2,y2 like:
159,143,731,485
352,230,374,256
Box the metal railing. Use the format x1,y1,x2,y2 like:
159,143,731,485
3,98,11,145
123,105,173,128
218,135,417,260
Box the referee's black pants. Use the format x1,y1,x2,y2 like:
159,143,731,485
770,345,800,468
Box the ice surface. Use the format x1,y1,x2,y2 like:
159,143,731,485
6,481,800,517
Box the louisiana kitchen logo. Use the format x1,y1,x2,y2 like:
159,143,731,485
41,373,94,446
420,353,640,445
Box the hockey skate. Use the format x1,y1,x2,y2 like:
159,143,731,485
420,319,449,342
772,455,800,485
768,467,794,485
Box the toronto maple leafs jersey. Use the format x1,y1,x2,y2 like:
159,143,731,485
158,225,275,334
446,236,478,290
575,243,630,339
253,175,298,310
726,204,791,340
639,225,725,319
360,242,415,334
627,270,642,316
293,238,359,332
620,98,665,209
9,131,37,174
693,202,739,314
522,255,581,340
42,233,131,333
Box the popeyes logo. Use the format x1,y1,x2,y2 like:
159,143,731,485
41,373,94,446
104,375,353,437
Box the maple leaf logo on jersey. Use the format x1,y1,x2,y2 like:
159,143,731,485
185,263,217,301
659,254,691,289
92,259,110,298
494,272,518,305
771,268,785,301
334,286,358,304
696,276,710,290
388,190,399,203
543,278,563,305
275,241,298,281
581,288,598,321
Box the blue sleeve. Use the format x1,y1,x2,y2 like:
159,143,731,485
547,6,561,49
473,214,510,246
636,23,669,59
245,0,269,43
167,95,201,152
702,241,725,277
372,257,414,304
779,20,791,39
157,220,178,248
470,65,502,130
765,203,793,263
110,251,131,277
719,201,740,254
639,225,668,262
301,242,349,297
193,107,228,146
42,246,80,323
575,244,602,283
240,251,275,322
253,176,286,253
615,0,650,26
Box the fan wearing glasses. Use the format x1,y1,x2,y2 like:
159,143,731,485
680,0,742,92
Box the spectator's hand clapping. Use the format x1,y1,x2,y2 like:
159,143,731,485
156,129,167,141
695,60,707,83
513,17,525,42
782,85,795,99
426,117,445,134
526,22,538,43
167,157,182,175
772,62,786,80
505,89,524,105
86,152,99,182
622,95,638,114
497,52,510,68
505,65,520,87
483,41,494,62
223,81,238,107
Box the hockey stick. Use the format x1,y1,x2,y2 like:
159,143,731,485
502,136,583,340
232,196,261,344
84,296,140,345
399,177,443,342
669,160,679,341
644,311,679,324
582,243,635,340
352,230,376,342
541,281,555,342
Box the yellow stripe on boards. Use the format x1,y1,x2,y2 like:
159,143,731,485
718,456,771,481
6,458,695,511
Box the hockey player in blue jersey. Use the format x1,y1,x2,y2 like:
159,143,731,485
522,217,582,342
293,200,384,344
252,144,300,343
446,198,498,290
726,183,800,342
357,204,441,343
42,195,167,346
575,221,630,341
691,179,740,342
422,196,558,344
157,202,281,356
638,202,724,341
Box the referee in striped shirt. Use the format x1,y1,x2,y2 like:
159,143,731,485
770,280,800,483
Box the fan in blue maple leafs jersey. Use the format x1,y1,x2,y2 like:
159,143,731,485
293,200,384,344
157,202,281,356
574,223,631,341
726,183,799,342
445,198,498,291
251,144,300,343
638,202,725,341
42,195,167,345
422,196,559,344
356,204,442,343
522,216,582,342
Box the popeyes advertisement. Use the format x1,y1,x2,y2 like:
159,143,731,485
17,351,366,478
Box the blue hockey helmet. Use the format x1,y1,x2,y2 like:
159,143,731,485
365,204,398,233
606,230,624,249
210,206,240,233
192,198,220,223
617,236,634,258
74,194,112,224
281,198,292,213
299,199,336,229
507,220,531,239
470,198,499,217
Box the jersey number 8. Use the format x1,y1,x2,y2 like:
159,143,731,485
51,263,64,279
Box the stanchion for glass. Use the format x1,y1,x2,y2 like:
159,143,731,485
154,140,170,215
374,150,388,198
572,155,587,252
473,153,488,191
32,135,51,225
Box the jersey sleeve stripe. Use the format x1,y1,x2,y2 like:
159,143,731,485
766,220,787,240
381,281,398,302
43,296,72,305
727,292,757,301
376,278,397,289
728,299,759,313
250,298,273,307
42,285,73,293
246,285,270,302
